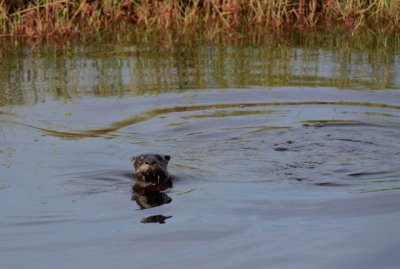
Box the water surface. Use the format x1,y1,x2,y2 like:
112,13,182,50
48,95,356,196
1,39,400,269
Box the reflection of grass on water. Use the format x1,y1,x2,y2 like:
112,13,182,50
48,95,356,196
302,119,358,124
221,125,290,133
363,112,397,118
249,126,290,133
183,110,281,119
1,35,399,106
175,189,197,196
359,187,400,193
301,118,400,126
10,101,400,140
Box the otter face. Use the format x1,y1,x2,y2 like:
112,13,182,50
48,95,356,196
131,154,170,183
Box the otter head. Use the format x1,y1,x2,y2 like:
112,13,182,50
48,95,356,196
131,154,171,183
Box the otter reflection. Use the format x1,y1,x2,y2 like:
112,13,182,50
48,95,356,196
131,179,173,209
141,214,172,224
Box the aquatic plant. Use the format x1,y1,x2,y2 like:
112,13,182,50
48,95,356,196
0,0,399,42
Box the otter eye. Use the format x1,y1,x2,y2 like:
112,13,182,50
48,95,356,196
139,156,144,163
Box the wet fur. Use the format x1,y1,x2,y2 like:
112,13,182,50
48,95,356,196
131,153,171,184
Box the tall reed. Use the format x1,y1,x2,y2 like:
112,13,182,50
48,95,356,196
0,0,399,41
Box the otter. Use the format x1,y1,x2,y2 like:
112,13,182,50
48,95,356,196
131,153,172,211
131,153,171,184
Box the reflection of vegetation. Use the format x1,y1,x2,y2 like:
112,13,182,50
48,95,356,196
359,187,400,193
183,110,280,118
363,112,396,117
0,37,399,106
175,189,196,195
221,125,291,133
302,119,357,124
250,126,290,133
9,101,400,140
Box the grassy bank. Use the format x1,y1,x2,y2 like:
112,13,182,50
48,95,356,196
0,0,399,42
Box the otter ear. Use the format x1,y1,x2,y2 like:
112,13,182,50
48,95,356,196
164,155,171,163
130,156,136,162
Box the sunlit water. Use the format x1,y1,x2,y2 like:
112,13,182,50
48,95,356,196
1,40,400,269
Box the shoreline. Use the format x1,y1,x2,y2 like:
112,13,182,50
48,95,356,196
1,0,399,43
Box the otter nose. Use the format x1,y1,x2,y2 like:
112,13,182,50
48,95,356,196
145,159,155,165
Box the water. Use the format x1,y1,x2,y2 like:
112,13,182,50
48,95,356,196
1,39,400,269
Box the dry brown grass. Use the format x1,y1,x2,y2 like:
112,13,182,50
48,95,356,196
0,0,399,42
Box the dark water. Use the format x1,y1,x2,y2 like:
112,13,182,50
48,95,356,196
1,39,400,269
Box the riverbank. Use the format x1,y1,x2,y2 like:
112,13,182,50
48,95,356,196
1,0,399,43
